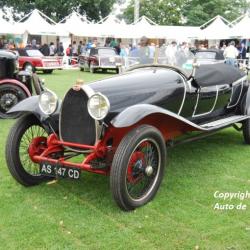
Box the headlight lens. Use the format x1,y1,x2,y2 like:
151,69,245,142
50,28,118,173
39,90,58,115
87,93,110,120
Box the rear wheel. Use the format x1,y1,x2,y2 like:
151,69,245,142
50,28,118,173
0,84,27,119
242,119,250,144
5,114,52,186
110,125,166,211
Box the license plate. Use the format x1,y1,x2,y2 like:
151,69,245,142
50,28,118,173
40,162,81,180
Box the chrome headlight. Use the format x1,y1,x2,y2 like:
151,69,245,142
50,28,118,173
39,89,58,115
87,93,110,120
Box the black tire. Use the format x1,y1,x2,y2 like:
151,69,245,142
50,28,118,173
43,70,53,74
115,68,120,74
80,67,84,71
24,63,34,73
5,114,52,186
110,125,167,211
242,119,250,144
0,84,27,119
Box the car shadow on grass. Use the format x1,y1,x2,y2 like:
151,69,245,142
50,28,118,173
22,128,247,213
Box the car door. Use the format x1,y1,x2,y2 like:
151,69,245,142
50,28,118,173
192,84,231,117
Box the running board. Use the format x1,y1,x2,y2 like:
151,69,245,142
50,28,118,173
200,115,248,129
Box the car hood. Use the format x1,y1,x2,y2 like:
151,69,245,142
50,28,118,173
88,67,185,115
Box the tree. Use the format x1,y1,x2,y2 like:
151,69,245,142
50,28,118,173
0,0,116,22
122,0,185,25
184,0,250,26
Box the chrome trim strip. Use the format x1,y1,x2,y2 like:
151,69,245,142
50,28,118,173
178,75,187,115
227,80,244,108
192,85,219,117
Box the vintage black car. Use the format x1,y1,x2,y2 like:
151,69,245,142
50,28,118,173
5,51,250,211
79,47,122,73
0,50,43,118
195,49,225,64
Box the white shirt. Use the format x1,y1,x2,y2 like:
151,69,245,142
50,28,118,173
223,45,239,59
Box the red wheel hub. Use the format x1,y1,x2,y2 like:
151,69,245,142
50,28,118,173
28,137,47,163
127,151,145,184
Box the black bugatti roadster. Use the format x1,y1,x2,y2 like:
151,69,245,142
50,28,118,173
5,50,250,211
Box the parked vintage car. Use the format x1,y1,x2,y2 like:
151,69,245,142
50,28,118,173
194,49,225,64
16,48,63,74
79,47,122,73
5,50,250,211
0,50,44,118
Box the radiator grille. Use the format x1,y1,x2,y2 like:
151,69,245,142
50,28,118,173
60,88,96,149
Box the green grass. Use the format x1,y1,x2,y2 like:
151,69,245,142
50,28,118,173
0,69,250,250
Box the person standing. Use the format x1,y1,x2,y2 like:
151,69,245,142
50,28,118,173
72,41,78,56
66,44,72,65
223,41,239,67
49,42,55,56
239,43,247,59
57,42,64,56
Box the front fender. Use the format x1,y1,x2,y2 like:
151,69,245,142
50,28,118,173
7,96,61,125
0,78,31,97
111,104,203,130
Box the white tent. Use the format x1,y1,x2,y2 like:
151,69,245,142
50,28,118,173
16,9,68,36
0,15,24,35
57,11,90,36
199,15,231,39
230,14,250,38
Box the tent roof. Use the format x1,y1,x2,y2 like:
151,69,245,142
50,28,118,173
17,9,68,36
98,15,122,25
59,11,90,25
0,15,24,35
200,15,231,39
133,15,157,26
230,14,250,38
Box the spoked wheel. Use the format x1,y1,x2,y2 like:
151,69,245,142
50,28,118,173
0,84,27,119
5,114,53,186
110,125,166,211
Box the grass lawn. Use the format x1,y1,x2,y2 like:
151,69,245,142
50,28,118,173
0,69,250,250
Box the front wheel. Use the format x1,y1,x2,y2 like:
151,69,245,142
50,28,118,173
0,84,27,119
5,114,52,186
110,125,167,211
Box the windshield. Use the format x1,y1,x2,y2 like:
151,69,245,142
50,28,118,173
98,49,117,56
26,50,44,57
125,44,194,77
195,51,216,60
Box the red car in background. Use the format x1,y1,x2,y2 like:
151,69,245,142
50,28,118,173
17,49,63,74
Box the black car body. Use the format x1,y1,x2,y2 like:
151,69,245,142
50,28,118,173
5,51,250,211
79,47,122,73
0,50,43,118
